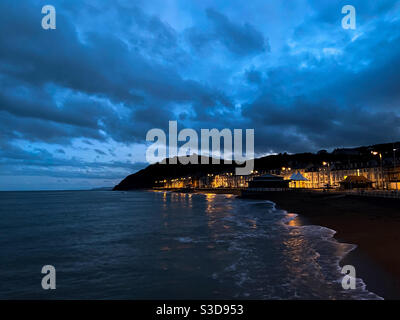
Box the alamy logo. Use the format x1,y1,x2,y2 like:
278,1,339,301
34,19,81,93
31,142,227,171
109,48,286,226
146,121,254,175
341,265,356,290
41,265,56,290
341,5,356,30
41,5,56,30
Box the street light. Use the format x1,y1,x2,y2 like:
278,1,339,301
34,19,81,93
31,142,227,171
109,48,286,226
322,161,331,188
371,151,384,189
393,147,398,190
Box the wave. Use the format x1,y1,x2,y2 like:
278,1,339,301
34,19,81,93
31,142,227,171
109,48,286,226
279,208,383,300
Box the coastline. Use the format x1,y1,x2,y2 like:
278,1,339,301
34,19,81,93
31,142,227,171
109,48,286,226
240,191,400,300
152,188,400,299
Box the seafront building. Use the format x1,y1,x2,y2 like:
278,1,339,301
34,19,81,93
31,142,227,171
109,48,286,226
156,162,400,191
282,166,400,190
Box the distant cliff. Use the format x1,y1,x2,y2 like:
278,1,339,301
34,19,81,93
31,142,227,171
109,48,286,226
113,141,399,190
113,155,235,190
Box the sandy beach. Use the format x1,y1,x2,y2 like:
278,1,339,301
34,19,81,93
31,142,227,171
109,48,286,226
240,191,400,299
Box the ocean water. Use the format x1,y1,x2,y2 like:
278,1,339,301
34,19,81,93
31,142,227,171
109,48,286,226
0,190,380,299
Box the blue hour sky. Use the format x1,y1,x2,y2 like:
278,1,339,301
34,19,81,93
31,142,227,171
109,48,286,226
0,0,399,190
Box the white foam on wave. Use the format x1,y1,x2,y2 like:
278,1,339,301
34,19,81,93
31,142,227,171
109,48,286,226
278,205,383,300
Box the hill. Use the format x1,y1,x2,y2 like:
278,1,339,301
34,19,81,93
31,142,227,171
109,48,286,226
113,141,400,190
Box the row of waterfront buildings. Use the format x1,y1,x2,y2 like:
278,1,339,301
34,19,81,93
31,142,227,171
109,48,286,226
155,162,400,191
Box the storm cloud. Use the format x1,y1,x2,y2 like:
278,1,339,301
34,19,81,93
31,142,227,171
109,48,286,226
0,0,399,189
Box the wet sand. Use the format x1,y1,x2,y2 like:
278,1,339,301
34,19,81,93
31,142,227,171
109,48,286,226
240,191,400,299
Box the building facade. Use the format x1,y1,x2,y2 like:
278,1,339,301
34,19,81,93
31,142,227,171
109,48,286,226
156,164,400,191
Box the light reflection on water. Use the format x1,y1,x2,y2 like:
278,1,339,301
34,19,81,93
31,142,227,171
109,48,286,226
0,190,381,299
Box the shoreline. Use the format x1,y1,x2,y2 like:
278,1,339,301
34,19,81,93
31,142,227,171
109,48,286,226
238,191,400,300
162,188,400,299
151,188,400,299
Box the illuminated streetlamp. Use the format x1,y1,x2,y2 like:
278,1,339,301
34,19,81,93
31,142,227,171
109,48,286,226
322,161,331,188
371,151,384,189
394,148,398,190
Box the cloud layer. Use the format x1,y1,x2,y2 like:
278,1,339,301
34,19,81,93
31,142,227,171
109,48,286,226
0,0,399,189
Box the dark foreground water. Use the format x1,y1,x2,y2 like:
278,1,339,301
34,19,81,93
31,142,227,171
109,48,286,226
0,190,380,299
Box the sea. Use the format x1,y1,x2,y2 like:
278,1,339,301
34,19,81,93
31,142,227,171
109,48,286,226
0,190,381,299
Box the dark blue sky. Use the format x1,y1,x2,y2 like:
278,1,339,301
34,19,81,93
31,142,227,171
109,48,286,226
0,0,399,190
